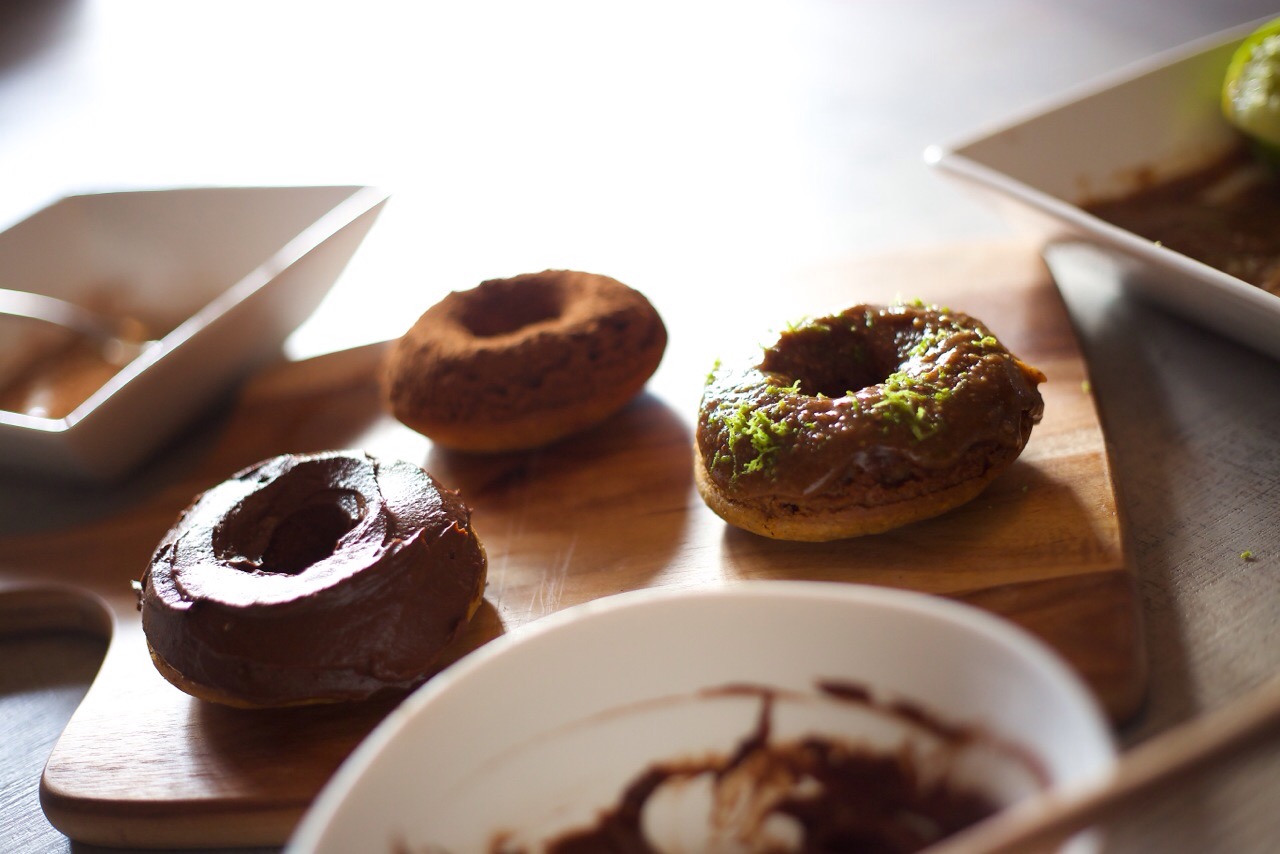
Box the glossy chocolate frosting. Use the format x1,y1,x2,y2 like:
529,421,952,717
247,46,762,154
138,450,487,706
696,303,1045,509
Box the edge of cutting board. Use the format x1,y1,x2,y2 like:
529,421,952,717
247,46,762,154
0,241,1146,846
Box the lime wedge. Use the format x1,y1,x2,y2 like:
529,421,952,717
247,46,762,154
1223,18,1280,159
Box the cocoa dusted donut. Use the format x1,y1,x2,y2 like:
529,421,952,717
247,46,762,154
137,450,487,708
383,270,667,452
695,302,1046,541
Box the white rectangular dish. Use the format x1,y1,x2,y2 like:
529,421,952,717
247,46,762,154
926,20,1280,361
0,185,388,480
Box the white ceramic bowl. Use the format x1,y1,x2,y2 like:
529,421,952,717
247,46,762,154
287,582,1115,853
0,185,388,480
926,19,1280,361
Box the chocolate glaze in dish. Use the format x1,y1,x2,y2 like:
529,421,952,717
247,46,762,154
1085,146,1280,295
138,450,487,707
519,682,1044,854
695,303,1045,540
0,337,119,418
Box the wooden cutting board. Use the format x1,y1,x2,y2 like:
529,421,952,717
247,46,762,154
0,242,1145,848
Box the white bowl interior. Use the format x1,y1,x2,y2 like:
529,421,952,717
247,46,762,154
289,582,1115,853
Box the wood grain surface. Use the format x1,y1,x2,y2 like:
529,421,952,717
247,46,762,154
0,242,1145,847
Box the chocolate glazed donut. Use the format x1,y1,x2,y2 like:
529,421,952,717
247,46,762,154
695,303,1046,541
382,270,667,452
137,450,487,708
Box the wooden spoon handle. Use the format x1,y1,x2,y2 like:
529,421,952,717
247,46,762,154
927,676,1280,853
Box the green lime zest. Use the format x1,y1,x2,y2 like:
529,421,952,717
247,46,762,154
868,370,953,441
724,401,792,476
705,358,722,386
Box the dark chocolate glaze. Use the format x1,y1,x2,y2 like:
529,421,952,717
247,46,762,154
531,682,1029,854
696,304,1045,508
138,450,487,706
1085,145,1280,295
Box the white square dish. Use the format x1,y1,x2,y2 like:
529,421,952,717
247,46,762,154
0,185,388,480
926,20,1280,361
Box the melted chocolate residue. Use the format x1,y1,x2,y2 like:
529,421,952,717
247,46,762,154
503,682,1040,854
1085,145,1280,294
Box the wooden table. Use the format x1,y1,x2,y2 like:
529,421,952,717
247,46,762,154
2,2,1279,852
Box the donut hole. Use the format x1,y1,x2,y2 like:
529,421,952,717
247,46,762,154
788,361,886,399
261,497,361,575
762,329,895,398
217,489,366,576
459,276,564,338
